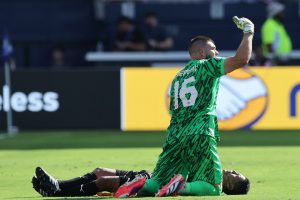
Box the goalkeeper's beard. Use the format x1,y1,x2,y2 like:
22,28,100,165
205,54,213,59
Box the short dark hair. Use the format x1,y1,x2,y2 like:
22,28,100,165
188,35,214,56
223,177,250,195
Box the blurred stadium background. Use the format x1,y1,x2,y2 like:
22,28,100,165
0,0,300,199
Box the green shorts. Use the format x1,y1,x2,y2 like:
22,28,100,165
151,134,222,186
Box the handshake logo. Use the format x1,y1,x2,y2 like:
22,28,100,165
217,69,268,129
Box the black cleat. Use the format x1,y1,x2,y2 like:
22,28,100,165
32,176,40,194
32,176,55,197
35,167,60,194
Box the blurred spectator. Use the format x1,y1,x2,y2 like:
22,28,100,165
249,45,272,66
261,2,292,65
50,45,67,68
114,16,146,51
144,11,174,51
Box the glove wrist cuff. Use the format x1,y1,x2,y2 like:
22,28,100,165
243,24,254,34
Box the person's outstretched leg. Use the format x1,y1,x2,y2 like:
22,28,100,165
35,166,97,192
61,180,99,196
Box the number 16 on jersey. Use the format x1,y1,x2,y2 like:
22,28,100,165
174,76,198,109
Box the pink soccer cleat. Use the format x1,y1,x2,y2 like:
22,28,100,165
114,175,147,198
155,174,185,197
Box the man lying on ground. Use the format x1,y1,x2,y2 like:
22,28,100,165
32,166,250,197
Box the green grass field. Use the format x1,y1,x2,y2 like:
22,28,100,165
0,130,300,200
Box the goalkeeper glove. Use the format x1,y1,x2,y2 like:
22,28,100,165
233,16,254,34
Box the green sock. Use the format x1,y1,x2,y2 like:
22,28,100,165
179,180,221,196
137,179,160,197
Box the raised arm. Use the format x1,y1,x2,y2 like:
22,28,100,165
224,16,254,74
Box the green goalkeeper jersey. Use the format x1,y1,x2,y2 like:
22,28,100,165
169,57,225,140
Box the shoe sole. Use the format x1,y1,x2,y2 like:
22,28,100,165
114,177,146,198
35,167,59,193
32,176,53,197
156,175,184,197
32,176,40,193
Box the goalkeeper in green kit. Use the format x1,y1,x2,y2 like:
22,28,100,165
115,16,254,198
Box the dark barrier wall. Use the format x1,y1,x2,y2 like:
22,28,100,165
0,69,120,129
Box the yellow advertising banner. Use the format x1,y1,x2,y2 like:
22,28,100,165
121,67,300,131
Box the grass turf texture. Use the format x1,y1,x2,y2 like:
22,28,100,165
0,130,299,200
